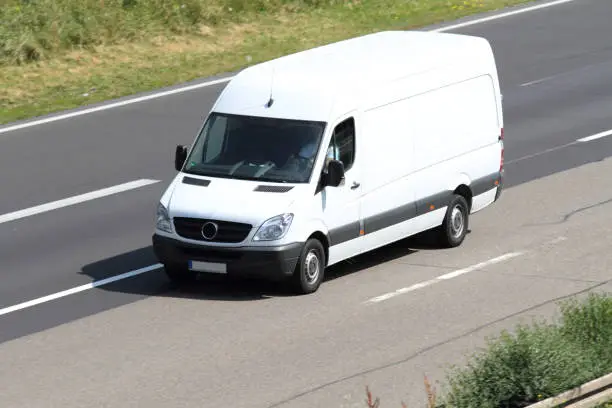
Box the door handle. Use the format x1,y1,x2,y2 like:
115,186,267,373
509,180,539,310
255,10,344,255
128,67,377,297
351,181,361,190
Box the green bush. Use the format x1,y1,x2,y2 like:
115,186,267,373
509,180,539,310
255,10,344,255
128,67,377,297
559,292,612,369
436,292,612,408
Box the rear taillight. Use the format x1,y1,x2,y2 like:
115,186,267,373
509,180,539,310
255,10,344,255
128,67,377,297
499,128,504,171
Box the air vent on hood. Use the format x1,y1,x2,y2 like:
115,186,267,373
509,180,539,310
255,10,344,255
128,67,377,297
254,185,294,193
182,176,211,187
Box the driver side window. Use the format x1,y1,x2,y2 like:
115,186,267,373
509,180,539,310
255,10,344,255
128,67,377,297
326,117,355,172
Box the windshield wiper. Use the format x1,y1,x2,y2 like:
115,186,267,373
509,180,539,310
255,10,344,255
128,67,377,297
228,161,244,175
253,162,276,178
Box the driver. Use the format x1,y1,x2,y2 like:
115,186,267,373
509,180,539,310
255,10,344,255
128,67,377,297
281,135,338,181
298,139,337,164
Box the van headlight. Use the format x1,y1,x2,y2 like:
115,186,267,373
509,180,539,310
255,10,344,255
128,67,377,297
253,213,294,241
156,202,173,233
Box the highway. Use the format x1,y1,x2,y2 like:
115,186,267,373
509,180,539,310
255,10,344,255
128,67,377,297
1,0,611,406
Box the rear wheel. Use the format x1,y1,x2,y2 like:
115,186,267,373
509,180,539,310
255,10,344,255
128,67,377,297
438,194,469,248
164,263,197,284
290,238,326,294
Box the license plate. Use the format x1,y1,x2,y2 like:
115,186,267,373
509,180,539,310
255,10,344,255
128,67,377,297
188,260,227,274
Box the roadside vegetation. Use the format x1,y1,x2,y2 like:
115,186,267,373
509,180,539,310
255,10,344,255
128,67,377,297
0,0,537,124
365,291,612,407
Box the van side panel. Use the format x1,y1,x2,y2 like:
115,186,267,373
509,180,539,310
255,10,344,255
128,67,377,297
411,75,499,169
358,93,419,251
408,73,501,223
354,63,501,255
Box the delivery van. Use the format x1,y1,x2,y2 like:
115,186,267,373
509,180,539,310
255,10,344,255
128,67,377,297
152,30,505,294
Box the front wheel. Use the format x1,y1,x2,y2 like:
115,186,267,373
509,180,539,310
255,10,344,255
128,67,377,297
290,239,326,295
438,194,469,248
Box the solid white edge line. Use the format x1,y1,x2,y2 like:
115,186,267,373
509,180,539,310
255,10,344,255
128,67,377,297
0,264,163,317
507,126,612,164
0,178,160,225
432,0,577,32
366,251,524,304
0,77,232,135
576,129,612,143
0,0,577,134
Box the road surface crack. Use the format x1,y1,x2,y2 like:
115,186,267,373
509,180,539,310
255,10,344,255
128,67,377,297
524,197,612,227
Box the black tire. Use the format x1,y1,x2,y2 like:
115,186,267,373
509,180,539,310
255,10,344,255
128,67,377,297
438,194,469,248
290,238,326,295
164,263,197,284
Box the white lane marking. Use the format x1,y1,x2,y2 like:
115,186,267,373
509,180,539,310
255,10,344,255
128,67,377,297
365,252,524,304
520,74,558,87
0,178,159,225
0,264,163,317
432,0,577,32
576,129,612,143
0,0,577,134
0,77,232,134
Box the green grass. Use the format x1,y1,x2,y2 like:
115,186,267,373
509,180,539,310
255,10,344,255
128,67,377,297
1,0,536,125
365,292,612,408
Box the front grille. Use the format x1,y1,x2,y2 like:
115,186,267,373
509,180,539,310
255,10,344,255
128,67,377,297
173,217,252,243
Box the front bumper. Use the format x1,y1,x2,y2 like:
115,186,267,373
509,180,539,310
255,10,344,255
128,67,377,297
152,234,303,280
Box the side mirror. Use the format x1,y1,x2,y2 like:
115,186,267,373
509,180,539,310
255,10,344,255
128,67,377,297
325,159,345,187
175,145,188,171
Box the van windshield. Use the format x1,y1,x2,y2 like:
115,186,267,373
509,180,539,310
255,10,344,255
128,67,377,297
183,113,327,183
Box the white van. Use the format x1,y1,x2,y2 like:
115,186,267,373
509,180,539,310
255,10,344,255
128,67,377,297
152,30,504,294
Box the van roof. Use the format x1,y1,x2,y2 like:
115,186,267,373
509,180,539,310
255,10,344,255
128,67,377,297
212,30,493,122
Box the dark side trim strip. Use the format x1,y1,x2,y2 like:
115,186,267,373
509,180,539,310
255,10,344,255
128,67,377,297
329,221,361,246
328,171,501,247
471,172,501,196
364,201,417,236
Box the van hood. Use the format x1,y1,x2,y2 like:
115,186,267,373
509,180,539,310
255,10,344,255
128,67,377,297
167,175,308,226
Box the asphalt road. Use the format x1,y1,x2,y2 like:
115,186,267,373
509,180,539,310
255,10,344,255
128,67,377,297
1,136,611,408
1,0,612,405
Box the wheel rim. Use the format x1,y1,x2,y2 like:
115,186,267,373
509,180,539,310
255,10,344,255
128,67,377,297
450,205,465,238
304,250,320,284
